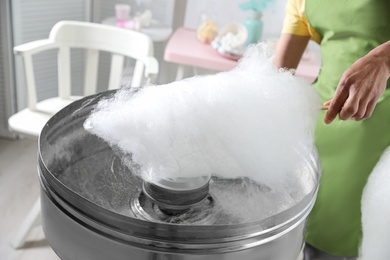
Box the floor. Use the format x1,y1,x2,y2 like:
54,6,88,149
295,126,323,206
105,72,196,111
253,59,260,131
0,137,59,260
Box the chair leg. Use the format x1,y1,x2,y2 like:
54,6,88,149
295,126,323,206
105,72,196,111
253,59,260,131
11,198,41,249
175,65,187,81
192,66,199,76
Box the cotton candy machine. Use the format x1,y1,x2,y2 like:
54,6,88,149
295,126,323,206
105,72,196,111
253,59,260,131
38,91,320,260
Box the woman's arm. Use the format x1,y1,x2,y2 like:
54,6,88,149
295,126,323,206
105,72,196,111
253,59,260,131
324,40,390,124
273,33,311,69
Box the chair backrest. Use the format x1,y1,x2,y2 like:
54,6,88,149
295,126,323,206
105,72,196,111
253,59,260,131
14,20,159,111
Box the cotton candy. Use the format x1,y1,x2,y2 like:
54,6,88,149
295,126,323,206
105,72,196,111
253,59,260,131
359,147,390,260
84,42,321,193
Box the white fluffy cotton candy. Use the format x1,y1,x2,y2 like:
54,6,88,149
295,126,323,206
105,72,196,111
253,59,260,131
84,43,321,189
359,147,390,260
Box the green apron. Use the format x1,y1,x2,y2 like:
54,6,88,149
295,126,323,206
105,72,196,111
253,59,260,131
304,0,390,256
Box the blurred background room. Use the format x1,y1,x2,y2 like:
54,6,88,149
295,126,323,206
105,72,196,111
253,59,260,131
0,0,320,259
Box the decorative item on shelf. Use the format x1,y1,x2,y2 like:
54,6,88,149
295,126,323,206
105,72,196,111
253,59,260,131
196,14,218,44
126,18,141,31
244,11,263,45
114,2,153,31
126,9,152,31
211,23,247,61
239,0,275,46
115,3,131,28
138,9,152,28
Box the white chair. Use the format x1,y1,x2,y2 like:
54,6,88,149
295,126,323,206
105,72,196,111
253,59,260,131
9,20,159,248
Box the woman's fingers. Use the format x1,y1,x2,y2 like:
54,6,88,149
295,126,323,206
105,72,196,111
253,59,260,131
325,88,375,122
321,100,331,110
321,41,390,124
362,99,377,119
351,92,374,120
324,84,349,124
323,100,331,107
339,90,360,121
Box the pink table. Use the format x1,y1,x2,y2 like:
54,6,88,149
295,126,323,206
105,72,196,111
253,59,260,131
164,27,320,83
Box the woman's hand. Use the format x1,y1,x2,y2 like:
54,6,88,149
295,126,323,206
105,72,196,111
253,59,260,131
324,41,390,124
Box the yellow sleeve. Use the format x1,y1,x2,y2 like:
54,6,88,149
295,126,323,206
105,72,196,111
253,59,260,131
281,0,321,43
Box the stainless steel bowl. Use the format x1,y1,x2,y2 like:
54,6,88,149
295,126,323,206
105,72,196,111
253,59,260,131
38,90,320,260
